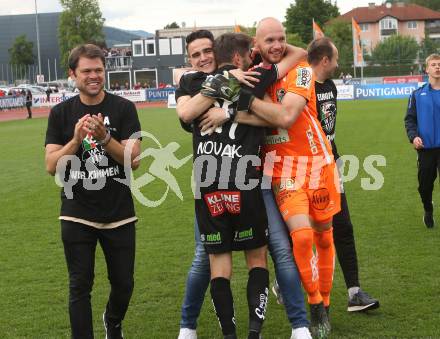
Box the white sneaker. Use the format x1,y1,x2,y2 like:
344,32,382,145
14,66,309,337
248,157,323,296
178,328,197,339
291,327,312,339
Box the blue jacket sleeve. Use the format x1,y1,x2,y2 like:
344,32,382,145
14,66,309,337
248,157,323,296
404,91,418,143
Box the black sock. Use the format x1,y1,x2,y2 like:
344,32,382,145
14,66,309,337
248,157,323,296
423,200,433,213
247,267,269,336
248,330,260,339
210,277,236,336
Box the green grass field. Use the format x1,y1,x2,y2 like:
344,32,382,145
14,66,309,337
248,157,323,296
1,99,440,338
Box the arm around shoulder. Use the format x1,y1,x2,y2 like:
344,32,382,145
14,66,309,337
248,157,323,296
176,94,214,123
276,44,307,79
250,92,305,129
235,110,273,127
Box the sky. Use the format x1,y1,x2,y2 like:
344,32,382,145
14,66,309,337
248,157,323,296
0,0,380,33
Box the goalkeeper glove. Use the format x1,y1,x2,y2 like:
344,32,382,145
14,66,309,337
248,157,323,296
200,71,241,102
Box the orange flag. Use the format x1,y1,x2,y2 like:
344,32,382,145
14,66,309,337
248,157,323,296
352,18,364,67
312,19,325,40
234,24,241,33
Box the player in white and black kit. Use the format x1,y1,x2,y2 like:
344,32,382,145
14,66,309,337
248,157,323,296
45,44,141,339
308,37,380,313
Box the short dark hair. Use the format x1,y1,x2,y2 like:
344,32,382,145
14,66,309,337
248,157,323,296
185,30,214,50
68,44,105,71
214,33,252,66
307,37,335,66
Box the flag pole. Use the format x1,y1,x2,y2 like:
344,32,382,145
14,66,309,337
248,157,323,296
361,40,364,81
352,18,356,77
35,0,42,81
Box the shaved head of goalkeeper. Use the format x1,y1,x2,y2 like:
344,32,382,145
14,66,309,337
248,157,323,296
255,17,287,65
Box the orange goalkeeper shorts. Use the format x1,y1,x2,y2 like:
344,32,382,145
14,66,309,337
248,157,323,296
272,164,341,222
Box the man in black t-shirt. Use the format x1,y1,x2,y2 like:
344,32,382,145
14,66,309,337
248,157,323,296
307,37,380,313
44,44,141,339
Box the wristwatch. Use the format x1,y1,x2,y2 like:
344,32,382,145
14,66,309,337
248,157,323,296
97,130,111,146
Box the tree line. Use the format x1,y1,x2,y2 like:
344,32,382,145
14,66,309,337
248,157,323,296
8,0,440,77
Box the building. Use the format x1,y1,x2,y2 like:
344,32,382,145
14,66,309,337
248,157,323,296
107,25,236,89
0,12,62,84
0,12,160,87
338,2,440,53
157,25,235,39
106,36,186,89
0,10,236,88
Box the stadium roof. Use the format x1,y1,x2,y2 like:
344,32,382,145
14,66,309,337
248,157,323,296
339,3,440,23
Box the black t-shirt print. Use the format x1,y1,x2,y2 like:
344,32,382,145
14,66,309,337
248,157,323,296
315,78,339,158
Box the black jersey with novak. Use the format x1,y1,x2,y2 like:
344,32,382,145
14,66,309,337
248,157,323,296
315,78,339,159
176,64,277,183
45,92,141,223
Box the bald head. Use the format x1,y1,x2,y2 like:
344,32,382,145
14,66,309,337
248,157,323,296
256,17,285,40
255,17,286,64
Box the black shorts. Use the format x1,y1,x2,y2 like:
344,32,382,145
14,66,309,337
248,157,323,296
195,183,268,254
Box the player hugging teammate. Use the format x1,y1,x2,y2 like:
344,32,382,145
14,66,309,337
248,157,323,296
175,19,348,338
176,30,306,338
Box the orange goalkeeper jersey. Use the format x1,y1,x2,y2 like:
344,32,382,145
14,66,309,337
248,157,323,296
263,61,334,179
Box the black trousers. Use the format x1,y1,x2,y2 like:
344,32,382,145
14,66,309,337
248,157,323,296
26,103,32,118
417,148,440,212
333,191,360,289
61,220,136,339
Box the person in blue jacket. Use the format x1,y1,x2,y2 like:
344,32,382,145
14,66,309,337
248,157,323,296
405,53,440,228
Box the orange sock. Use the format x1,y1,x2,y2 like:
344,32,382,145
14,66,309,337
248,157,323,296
313,227,335,307
290,227,322,305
